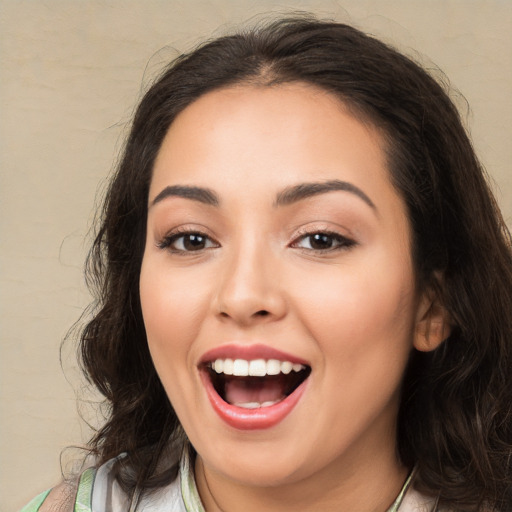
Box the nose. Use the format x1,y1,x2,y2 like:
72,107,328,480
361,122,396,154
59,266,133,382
213,240,287,326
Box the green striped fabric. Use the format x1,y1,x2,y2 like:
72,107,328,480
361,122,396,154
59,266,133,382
18,468,96,512
19,456,414,511
74,468,95,511
19,490,50,512
180,449,205,512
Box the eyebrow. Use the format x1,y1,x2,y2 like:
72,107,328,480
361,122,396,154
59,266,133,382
151,185,219,207
150,179,375,211
274,180,376,210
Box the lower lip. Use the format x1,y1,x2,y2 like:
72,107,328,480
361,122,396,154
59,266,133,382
200,371,308,430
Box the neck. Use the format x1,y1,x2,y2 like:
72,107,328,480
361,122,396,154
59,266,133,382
194,439,409,512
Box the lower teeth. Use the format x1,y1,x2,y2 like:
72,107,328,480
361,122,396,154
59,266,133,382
233,399,281,409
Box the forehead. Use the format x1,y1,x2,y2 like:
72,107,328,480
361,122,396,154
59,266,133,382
150,83,398,214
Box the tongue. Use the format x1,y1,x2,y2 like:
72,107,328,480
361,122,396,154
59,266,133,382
224,377,285,406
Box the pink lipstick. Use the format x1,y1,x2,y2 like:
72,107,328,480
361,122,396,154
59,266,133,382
199,344,311,430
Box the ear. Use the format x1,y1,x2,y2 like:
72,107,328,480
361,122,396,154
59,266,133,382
413,285,451,352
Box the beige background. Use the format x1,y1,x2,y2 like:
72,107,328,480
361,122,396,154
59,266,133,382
1,1,511,510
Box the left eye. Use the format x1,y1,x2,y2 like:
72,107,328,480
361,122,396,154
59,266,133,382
160,232,218,252
292,232,354,251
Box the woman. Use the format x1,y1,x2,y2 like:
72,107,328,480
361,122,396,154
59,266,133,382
22,16,512,512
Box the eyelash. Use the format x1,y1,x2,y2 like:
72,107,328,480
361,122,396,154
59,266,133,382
157,228,356,255
157,229,219,254
290,229,356,253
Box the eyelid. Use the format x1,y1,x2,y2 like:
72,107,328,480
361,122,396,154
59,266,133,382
289,225,357,252
156,225,220,253
290,222,351,241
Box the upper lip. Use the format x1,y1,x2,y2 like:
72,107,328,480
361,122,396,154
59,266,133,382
199,343,310,366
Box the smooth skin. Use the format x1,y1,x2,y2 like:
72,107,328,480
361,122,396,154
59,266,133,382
140,83,448,511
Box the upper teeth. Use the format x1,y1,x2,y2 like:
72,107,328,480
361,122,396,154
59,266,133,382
210,358,305,377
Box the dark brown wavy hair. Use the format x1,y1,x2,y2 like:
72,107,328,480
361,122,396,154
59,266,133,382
79,15,512,510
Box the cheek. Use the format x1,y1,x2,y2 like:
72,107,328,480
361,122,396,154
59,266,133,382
139,260,214,424
291,258,417,440
139,261,210,368
290,254,417,370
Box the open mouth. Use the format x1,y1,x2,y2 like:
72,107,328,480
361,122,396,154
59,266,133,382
203,358,312,409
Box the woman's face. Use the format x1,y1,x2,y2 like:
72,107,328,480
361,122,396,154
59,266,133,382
140,84,428,491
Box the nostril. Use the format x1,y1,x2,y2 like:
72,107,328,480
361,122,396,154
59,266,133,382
255,310,270,317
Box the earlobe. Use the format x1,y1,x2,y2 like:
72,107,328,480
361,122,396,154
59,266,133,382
413,290,451,352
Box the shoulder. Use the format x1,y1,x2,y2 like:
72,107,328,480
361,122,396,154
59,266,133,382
19,468,95,512
40,480,78,512
21,455,187,512
19,479,78,512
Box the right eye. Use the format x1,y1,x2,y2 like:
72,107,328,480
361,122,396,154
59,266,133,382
158,231,219,253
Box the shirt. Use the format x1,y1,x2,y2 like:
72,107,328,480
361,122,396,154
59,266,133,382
21,451,440,511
